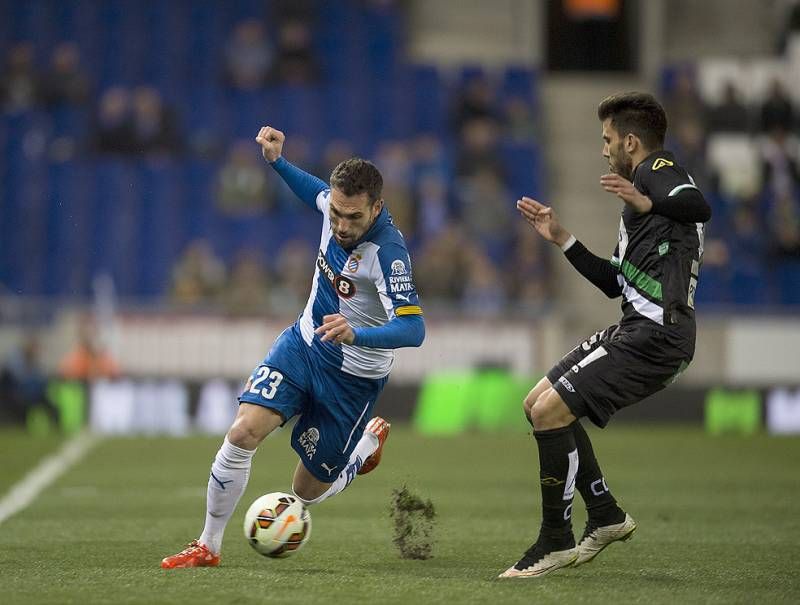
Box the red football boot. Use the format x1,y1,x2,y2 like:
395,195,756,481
160,540,220,569
358,417,391,475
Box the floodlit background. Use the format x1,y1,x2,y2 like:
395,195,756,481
1,2,800,603
2,0,799,435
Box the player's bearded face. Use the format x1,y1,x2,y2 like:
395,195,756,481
329,189,383,247
602,120,634,180
611,140,634,180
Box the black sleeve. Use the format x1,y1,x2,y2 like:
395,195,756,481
563,240,622,299
650,187,712,223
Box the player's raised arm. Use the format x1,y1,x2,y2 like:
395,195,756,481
599,172,711,223
255,125,285,162
516,196,572,246
517,196,621,299
255,125,327,212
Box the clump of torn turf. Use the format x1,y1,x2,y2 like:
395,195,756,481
390,485,436,559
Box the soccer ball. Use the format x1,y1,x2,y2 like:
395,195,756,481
243,492,312,558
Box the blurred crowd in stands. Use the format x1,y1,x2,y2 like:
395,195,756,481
0,0,550,317
1,0,799,315
662,55,800,305
0,316,118,425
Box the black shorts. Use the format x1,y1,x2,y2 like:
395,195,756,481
546,322,690,428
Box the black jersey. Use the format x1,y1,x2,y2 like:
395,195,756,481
611,150,705,356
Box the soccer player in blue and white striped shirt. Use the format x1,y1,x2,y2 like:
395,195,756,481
162,126,424,569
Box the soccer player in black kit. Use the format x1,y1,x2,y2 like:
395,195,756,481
499,92,711,578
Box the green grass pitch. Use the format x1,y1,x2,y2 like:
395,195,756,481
1,425,798,604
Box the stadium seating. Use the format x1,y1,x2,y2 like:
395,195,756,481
0,0,544,305
662,49,800,308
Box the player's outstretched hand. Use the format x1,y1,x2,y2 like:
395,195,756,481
600,173,653,213
315,314,355,346
516,196,571,247
255,126,285,163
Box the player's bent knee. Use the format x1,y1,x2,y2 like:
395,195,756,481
227,423,261,450
531,389,574,430
523,378,552,420
523,392,536,419
227,406,282,449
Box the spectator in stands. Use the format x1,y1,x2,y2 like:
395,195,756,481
663,66,707,136
271,0,314,19
452,71,501,135
39,42,91,108
131,86,182,155
0,335,57,425
170,239,227,308
504,95,540,143
760,126,800,199
60,320,119,381
224,19,273,90
663,67,708,190
461,245,508,316
670,119,712,193
221,250,271,316
267,18,320,85
0,42,40,114
507,221,550,310
455,117,504,180
759,80,795,134
375,140,414,238
320,139,356,178
412,133,448,182
217,140,275,216
411,134,450,239
707,82,751,133
90,86,134,154
769,191,800,257
269,238,315,314
778,0,800,53
760,123,800,259
727,199,770,303
454,165,513,261
413,223,471,302
414,173,450,241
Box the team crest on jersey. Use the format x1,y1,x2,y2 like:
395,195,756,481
390,259,407,276
346,254,361,273
652,158,674,171
298,427,320,459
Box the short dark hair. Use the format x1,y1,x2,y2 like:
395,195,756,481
330,158,383,204
597,92,667,151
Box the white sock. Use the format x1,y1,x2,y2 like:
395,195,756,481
198,437,256,554
296,430,379,506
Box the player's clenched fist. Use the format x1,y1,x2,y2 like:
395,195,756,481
255,126,285,163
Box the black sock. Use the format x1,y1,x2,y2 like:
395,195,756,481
534,426,578,548
571,420,625,525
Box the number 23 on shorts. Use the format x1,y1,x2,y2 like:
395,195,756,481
248,366,285,400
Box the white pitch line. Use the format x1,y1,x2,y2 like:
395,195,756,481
0,430,101,526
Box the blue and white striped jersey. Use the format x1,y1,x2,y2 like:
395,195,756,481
298,188,422,379
269,156,423,380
